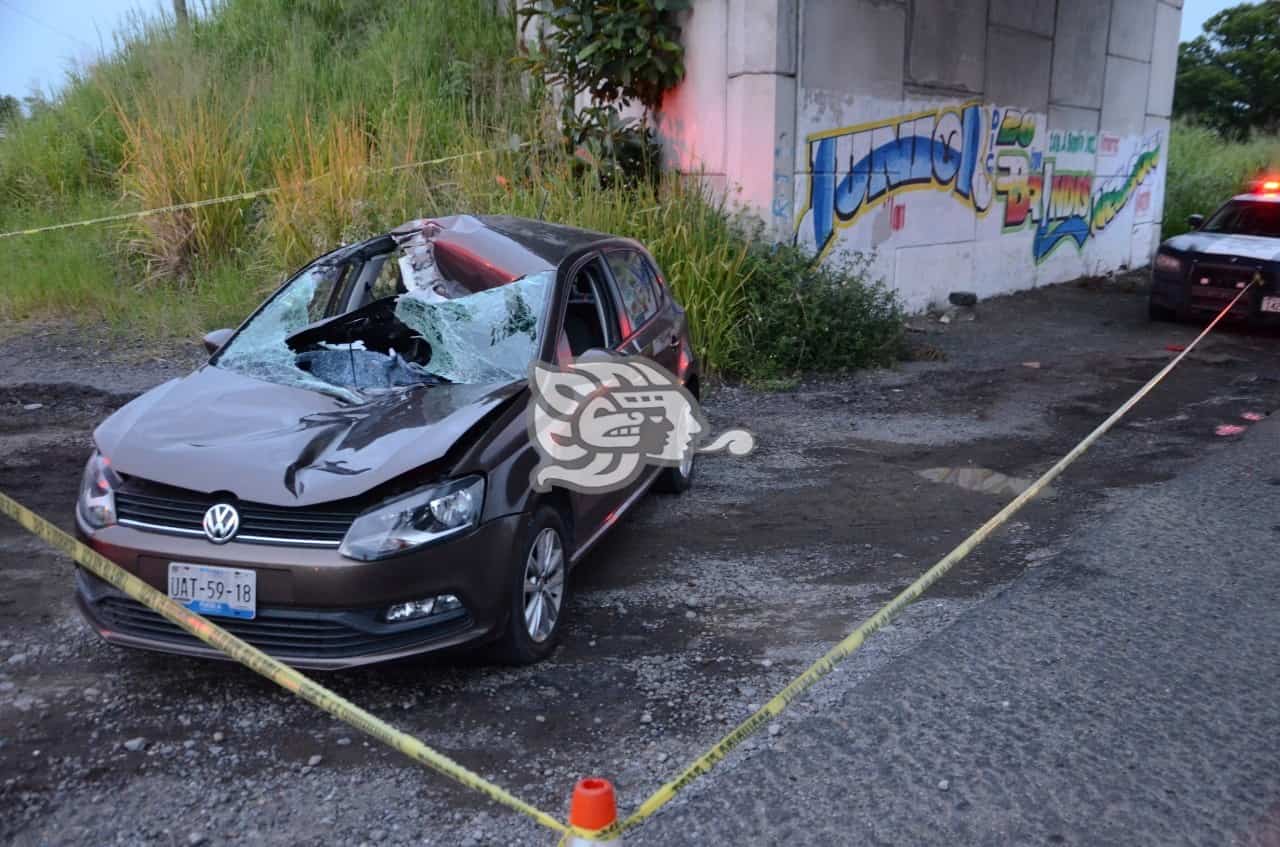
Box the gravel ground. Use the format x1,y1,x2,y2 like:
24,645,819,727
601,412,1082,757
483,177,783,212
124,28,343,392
634,399,1280,847
1,275,1278,846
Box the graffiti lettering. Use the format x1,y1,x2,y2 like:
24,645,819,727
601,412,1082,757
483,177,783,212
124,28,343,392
1030,162,1095,262
997,110,1036,148
1048,131,1097,155
800,103,1162,266
803,102,992,255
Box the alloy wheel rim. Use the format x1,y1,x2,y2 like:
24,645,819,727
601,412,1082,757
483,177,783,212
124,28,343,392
523,527,565,643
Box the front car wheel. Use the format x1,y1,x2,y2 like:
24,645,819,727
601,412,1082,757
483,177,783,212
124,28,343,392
494,507,568,664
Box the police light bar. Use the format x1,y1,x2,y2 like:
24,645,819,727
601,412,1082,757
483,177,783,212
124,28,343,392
1247,176,1280,193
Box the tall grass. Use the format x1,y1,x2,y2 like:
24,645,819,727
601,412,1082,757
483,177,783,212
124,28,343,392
0,0,901,376
115,92,255,279
0,0,531,338
265,115,375,270
1165,123,1280,237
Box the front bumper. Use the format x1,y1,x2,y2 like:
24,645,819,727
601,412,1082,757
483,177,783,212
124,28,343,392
1151,269,1280,325
73,510,529,670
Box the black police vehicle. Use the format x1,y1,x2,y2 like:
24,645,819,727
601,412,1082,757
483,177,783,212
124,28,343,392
1150,179,1280,325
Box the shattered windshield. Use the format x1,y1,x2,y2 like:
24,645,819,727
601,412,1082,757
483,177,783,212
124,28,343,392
216,264,369,403
214,228,552,402
394,274,550,384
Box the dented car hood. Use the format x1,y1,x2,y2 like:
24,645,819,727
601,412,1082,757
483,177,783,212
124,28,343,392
95,365,525,507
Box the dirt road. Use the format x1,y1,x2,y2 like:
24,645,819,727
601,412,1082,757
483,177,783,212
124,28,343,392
2,276,1277,846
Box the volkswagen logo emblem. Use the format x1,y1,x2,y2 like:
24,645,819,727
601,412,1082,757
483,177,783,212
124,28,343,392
202,503,240,544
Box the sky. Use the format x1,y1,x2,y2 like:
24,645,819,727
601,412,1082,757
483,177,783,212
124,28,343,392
0,0,1252,103
0,0,162,101
1179,0,1243,41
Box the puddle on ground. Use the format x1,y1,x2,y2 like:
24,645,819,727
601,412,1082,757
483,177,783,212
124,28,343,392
917,466,1056,499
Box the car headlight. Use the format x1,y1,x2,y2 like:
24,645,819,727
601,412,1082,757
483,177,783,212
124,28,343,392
77,451,119,529
1153,252,1183,274
339,476,485,561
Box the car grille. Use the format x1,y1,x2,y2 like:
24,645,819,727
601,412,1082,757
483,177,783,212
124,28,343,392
1191,263,1261,289
1189,263,1266,313
93,595,470,660
115,482,361,548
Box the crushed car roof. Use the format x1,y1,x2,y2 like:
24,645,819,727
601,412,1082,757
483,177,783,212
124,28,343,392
388,214,617,283
477,215,619,266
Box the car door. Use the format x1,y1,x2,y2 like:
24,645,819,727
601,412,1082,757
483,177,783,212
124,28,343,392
556,254,635,550
597,248,682,506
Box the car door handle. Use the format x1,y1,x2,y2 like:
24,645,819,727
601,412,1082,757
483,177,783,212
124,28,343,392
669,334,681,347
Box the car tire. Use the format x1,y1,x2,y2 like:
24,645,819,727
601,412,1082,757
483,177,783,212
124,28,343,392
655,379,698,494
654,451,695,493
1148,300,1178,322
493,506,570,665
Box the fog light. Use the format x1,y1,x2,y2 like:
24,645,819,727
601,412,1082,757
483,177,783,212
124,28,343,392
385,598,435,622
384,594,464,623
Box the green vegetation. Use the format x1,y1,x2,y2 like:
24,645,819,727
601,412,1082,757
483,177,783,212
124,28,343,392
738,244,904,378
1174,1,1279,138
515,0,687,184
1164,123,1280,237
0,0,900,378
1167,2,1280,237
0,0,526,337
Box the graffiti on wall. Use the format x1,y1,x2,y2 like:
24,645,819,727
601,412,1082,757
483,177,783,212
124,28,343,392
798,101,1162,265
801,103,992,255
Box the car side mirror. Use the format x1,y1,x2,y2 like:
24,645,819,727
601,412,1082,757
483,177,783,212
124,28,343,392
202,328,235,355
1187,214,1205,230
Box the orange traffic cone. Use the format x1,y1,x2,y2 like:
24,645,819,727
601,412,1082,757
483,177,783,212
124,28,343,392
566,777,617,845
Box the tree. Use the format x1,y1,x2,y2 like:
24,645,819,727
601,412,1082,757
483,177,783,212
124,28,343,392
1174,1,1280,137
0,95,20,129
22,92,52,121
516,0,689,184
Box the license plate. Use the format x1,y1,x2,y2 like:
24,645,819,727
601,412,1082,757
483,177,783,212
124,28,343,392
167,562,256,619
1263,296,1280,314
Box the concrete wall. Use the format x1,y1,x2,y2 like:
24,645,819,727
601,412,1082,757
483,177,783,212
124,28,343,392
656,0,1182,312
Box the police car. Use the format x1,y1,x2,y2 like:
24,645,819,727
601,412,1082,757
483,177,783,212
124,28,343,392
1150,178,1280,324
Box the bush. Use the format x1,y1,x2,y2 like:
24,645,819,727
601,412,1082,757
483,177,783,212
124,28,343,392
516,0,686,186
736,242,904,378
1164,122,1280,237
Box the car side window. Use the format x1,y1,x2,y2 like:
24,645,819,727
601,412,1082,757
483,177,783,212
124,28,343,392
561,258,621,358
605,250,660,331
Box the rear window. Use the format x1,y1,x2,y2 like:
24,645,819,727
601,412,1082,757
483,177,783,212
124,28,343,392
1202,201,1280,238
606,251,661,330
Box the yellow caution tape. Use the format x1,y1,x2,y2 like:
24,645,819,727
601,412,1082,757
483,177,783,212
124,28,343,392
0,145,527,240
0,489,578,839
607,280,1258,837
0,280,1254,844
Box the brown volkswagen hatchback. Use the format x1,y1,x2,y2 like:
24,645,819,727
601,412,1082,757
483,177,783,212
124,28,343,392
74,215,698,668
